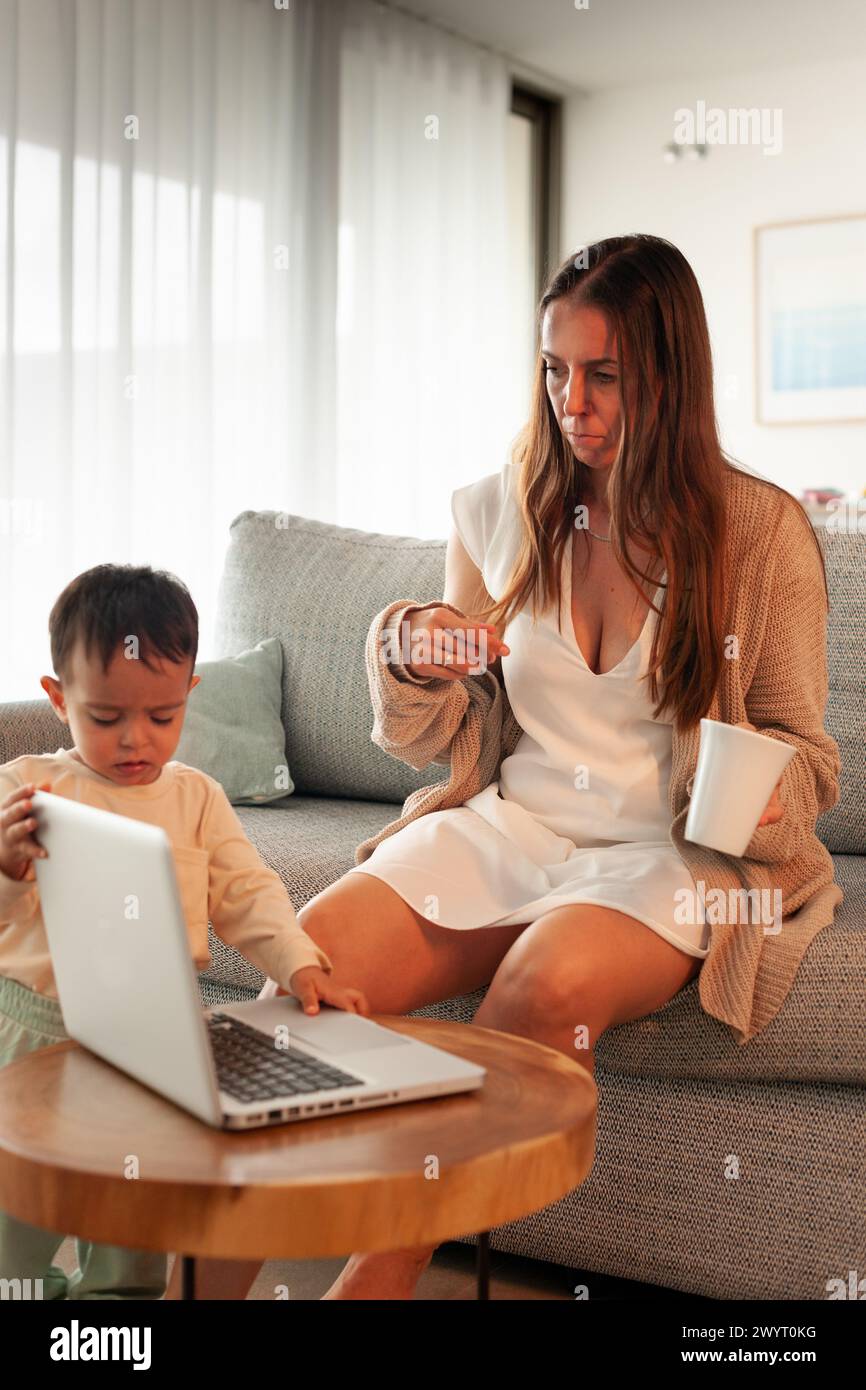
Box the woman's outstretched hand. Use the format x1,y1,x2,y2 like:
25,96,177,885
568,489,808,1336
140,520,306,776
402,605,510,680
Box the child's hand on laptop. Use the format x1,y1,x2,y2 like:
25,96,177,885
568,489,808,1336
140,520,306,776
0,781,53,881
283,966,370,1018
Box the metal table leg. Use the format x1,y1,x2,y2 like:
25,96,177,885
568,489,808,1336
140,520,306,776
476,1230,490,1299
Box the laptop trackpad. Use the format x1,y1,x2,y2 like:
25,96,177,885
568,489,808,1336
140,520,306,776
289,1011,412,1055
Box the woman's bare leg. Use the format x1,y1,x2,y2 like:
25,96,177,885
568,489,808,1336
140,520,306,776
164,1256,263,1301
324,902,701,1299
178,870,527,1300
297,870,529,1012
310,871,531,1298
320,1244,439,1300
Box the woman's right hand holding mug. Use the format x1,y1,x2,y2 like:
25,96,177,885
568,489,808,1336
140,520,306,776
402,605,510,681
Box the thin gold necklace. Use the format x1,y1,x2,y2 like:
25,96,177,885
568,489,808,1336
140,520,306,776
580,489,611,541
585,506,611,542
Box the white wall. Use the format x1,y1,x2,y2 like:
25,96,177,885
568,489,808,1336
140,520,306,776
560,56,866,500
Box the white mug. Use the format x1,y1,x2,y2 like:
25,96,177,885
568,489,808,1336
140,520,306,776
685,718,796,857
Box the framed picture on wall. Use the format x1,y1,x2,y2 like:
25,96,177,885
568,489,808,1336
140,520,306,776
753,212,866,424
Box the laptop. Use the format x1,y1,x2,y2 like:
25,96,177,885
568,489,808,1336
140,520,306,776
32,790,485,1129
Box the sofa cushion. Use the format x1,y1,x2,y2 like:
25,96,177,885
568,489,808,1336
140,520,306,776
213,509,449,802
595,850,865,1085
174,637,293,805
199,800,866,1085
200,795,401,995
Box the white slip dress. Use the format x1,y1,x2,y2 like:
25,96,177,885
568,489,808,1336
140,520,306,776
339,463,709,959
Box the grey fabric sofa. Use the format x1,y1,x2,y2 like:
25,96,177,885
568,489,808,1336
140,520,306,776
2,507,863,1300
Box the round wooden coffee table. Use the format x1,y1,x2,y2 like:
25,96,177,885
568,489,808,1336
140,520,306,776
0,1015,596,1299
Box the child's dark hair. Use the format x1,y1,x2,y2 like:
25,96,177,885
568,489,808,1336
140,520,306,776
48,564,199,684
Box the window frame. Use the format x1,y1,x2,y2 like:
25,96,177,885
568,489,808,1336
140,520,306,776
510,84,562,309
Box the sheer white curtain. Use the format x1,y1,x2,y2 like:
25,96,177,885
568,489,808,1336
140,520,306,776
0,0,343,701
0,0,525,702
336,0,523,536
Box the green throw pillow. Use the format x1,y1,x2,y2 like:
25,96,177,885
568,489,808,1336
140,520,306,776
175,637,294,805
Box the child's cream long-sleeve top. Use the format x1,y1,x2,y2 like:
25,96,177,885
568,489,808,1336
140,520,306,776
0,747,332,1001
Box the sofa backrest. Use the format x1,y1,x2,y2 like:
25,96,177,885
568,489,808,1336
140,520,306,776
213,510,450,804
213,509,863,851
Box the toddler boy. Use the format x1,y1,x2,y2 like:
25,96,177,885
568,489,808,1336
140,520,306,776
0,563,366,1299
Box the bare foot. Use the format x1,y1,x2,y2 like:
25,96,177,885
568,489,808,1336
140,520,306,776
322,1246,437,1300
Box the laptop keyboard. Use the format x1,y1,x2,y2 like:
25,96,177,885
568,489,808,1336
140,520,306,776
207,1013,366,1104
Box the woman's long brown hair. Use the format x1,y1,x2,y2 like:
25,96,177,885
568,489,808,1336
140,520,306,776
472,234,829,733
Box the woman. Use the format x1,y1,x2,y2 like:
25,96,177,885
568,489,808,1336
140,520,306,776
177,234,840,1300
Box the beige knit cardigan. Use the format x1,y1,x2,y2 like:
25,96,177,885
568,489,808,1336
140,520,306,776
355,468,844,1046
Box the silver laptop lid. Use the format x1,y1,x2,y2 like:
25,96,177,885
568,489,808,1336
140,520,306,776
33,790,223,1126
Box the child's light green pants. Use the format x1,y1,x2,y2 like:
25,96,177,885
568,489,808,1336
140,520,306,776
0,974,167,1300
